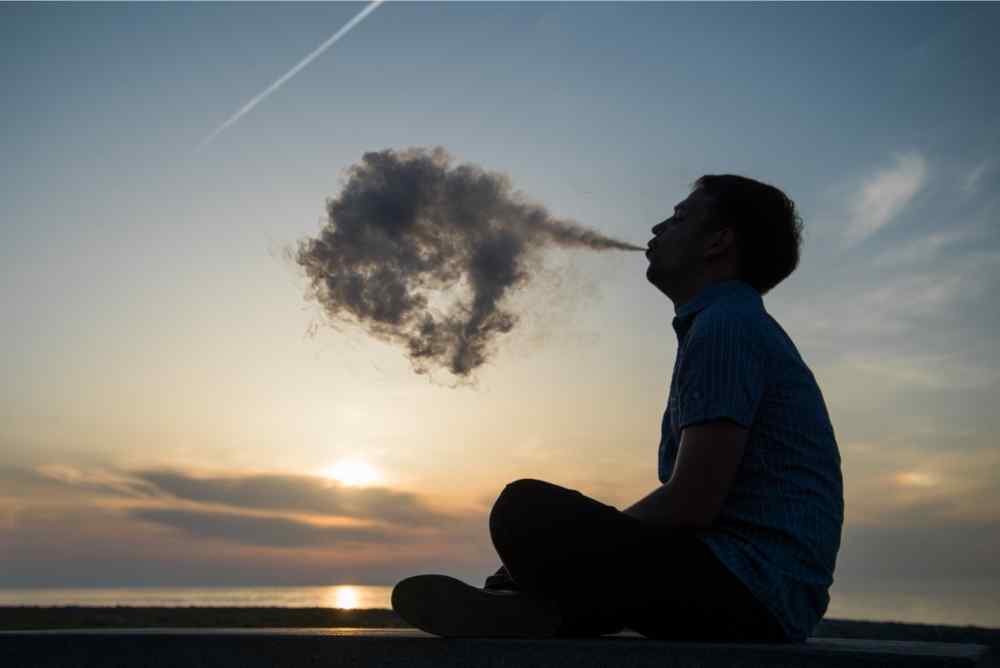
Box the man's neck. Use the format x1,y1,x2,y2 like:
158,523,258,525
669,274,729,312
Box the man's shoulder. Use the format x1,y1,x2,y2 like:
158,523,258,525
692,298,772,340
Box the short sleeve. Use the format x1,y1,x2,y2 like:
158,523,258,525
675,312,768,430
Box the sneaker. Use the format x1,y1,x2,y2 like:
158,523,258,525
391,574,563,638
483,565,519,592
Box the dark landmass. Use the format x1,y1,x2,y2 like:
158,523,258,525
815,618,999,646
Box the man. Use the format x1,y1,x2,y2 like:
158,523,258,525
392,175,844,643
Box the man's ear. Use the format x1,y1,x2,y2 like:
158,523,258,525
703,226,737,260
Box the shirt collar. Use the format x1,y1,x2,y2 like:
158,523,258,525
671,279,761,340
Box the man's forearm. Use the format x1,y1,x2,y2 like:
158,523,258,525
622,482,712,529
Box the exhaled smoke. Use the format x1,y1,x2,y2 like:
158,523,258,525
294,147,642,380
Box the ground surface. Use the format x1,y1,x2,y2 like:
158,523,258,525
0,629,992,668
1,608,996,667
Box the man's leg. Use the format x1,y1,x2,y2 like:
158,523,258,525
488,478,788,642
488,478,647,636
622,540,788,642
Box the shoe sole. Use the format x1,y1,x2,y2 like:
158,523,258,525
391,574,562,638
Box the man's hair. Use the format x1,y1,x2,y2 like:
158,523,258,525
692,174,803,295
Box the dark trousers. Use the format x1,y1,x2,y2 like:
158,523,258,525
486,478,789,642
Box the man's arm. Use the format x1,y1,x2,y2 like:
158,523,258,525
623,420,748,528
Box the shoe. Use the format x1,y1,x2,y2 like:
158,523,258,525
391,574,563,638
483,565,520,592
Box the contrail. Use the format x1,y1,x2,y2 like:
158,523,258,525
196,0,384,151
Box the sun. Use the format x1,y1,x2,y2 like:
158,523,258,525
330,586,361,610
322,459,381,487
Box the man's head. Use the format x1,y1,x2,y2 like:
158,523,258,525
645,174,803,303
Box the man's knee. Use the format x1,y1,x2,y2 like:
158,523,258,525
490,478,545,522
500,478,554,499
489,478,555,547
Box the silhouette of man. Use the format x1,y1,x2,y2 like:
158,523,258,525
393,175,844,643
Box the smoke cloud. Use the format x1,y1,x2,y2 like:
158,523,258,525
294,147,642,379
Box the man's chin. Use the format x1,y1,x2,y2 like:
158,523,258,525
645,265,673,296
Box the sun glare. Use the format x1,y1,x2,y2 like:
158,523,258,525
322,459,381,487
328,586,361,610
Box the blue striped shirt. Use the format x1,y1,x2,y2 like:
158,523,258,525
658,279,844,641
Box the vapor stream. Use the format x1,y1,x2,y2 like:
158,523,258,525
196,0,384,150
294,147,643,380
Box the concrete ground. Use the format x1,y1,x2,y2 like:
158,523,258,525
1,628,991,668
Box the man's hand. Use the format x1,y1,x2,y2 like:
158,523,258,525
623,420,749,528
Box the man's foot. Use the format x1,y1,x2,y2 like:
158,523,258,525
483,565,520,591
391,574,563,638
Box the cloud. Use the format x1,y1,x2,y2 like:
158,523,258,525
843,151,928,247
892,471,938,488
32,465,159,498
835,352,1000,393
134,470,450,527
849,272,962,325
871,230,967,268
833,436,1000,585
130,507,399,548
0,503,496,587
837,520,1000,582
839,435,1000,529
780,270,967,351
0,466,50,488
961,159,993,196
780,163,1000,398
30,465,453,528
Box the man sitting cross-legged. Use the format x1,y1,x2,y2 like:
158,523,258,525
392,174,844,643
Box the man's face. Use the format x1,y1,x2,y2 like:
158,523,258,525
645,188,713,292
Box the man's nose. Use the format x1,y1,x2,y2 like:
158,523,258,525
651,219,668,236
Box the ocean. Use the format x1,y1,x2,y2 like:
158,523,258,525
1,585,997,628
0,586,392,611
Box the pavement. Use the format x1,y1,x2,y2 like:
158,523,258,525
1,628,991,667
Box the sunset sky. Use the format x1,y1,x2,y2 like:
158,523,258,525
2,2,999,618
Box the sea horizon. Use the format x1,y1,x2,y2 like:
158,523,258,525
1,585,997,630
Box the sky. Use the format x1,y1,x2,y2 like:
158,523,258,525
2,1,999,623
